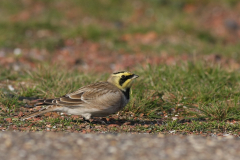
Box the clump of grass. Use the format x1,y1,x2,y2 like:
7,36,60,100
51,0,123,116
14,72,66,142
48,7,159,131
0,92,23,116
157,120,240,133
198,98,240,121
25,65,97,98
0,68,19,81
126,62,240,121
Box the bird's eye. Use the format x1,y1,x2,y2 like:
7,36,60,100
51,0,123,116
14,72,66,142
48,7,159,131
121,75,126,79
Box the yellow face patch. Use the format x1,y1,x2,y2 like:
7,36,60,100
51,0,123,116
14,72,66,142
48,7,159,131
111,71,138,91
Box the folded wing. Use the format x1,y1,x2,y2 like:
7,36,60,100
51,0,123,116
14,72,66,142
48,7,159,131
26,82,122,108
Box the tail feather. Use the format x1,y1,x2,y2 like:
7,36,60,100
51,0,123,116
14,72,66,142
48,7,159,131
23,99,56,108
21,106,57,120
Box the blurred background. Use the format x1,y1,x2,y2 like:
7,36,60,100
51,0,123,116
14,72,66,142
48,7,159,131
0,0,240,73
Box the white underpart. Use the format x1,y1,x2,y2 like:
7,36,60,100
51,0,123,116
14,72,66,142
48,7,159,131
59,107,114,120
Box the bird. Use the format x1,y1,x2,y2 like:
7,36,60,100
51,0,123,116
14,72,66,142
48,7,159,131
21,71,139,121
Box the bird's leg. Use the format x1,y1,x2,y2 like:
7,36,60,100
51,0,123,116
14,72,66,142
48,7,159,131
82,113,92,123
99,117,107,125
83,117,91,123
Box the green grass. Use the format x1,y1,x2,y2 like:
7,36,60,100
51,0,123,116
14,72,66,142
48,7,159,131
125,63,240,121
1,62,240,123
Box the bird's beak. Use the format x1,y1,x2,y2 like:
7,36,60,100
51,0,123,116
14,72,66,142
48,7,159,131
132,74,139,79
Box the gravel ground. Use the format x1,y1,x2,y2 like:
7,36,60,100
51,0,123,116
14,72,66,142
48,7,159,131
0,132,239,160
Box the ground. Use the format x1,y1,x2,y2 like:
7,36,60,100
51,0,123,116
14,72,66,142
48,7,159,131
0,0,240,136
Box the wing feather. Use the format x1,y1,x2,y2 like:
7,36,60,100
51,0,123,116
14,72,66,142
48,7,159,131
62,82,122,107
66,82,119,98
60,97,83,103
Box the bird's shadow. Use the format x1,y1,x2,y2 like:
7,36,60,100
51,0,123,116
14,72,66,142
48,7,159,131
77,117,206,126
77,118,164,126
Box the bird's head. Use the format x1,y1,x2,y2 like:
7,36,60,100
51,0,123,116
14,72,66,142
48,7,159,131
107,71,139,91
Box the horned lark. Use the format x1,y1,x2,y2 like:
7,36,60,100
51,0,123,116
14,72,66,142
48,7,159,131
21,71,139,120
